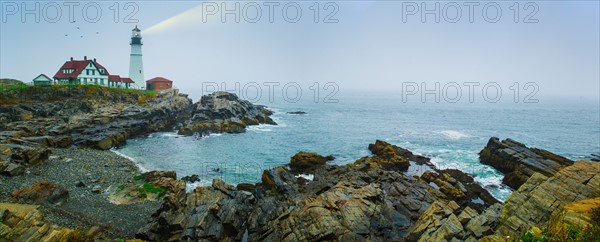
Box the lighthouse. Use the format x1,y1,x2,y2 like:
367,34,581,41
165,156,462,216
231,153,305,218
129,25,145,88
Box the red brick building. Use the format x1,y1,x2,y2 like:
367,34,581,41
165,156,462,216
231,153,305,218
146,77,173,91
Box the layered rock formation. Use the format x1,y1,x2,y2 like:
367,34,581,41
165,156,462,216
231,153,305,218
0,203,104,241
10,181,69,205
479,137,574,189
0,144,50,176
494,160,600,238
178,91,276,136
137,141,500,241
0,86,192,150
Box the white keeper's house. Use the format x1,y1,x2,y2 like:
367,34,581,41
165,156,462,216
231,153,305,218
53,56,110,86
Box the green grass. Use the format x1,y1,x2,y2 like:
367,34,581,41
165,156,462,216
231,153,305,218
0,83,29,91
0,83,156,94
518,222,600,242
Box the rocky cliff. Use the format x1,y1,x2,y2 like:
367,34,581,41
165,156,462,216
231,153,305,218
479,137,574,189
0,86,192,150
178,91,276,137
1,88,276,151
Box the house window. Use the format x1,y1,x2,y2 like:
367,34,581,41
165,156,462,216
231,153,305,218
159,83,163,88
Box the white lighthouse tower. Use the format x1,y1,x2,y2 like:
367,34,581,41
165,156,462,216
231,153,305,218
129,25,145,89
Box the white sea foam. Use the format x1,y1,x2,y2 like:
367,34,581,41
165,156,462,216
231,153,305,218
160,132,184,138
110,148,149,172
270,116,287,127
247,124,274,132
295,173,314,181
205,133,223,138
439,130,471,140
185,180,212,193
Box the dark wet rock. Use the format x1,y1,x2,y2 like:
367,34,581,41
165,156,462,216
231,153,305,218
289,151,334,174
9,145,51,166
1,163,25,176
286,111,306,115
140,170,177,182
236,183,255,193
178,91,276,137
181,174,200,183
421,169,500,213
10,181,69,205
75,181,86,188
479,137,574,189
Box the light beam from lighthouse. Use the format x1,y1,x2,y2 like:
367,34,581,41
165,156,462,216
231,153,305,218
129,25,145,89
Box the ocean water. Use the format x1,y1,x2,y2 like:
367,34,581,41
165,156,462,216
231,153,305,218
114,91,600,201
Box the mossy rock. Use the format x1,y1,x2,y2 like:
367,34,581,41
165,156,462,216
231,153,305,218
289,152,335,174
352,155,409,172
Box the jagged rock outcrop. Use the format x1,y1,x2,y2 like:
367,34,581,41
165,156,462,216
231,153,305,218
136,178,255,241
0,144,51,176
494,160,600,238
178,91,276,137
0,86,193,150
370,140,431,165
479,137,574,189
288,152,335,174
137,141,500,241
420,169,499,212
0,203,104,241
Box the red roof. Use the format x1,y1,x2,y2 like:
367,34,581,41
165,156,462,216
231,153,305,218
121,78,134,83
53,58,110,79
108,75,121,82
146,77,172,84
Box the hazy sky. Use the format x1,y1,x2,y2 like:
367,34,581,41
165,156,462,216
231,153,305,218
1,1,598,100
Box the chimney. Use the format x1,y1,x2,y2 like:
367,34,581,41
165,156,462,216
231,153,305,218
84,56,87,60
70,57,73,61
93,58,96,62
